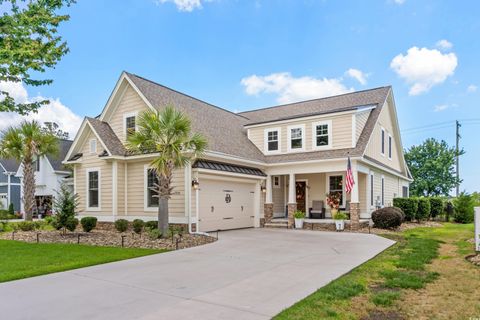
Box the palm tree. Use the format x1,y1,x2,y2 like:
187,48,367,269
0,121,58,220
127,107,207,236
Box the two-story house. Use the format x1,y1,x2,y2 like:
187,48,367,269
64,72,411,232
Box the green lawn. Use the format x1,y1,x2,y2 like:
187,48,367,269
0,240,165,283
275,223,477,320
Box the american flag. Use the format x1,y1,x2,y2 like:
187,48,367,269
345,156,355,194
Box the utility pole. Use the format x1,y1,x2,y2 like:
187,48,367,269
455,120,461,197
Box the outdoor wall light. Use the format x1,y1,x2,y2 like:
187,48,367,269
261,186,266,193
192,179,200,190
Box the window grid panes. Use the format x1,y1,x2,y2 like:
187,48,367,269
126,116,136,136
88,171,99,208
329,175,343,206
316,124,329,146
147,169,159,207
267,130,278,151
290,128,303,149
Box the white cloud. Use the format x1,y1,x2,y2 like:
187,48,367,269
433,104,449,112
436,39,453,51
154,0,209,12
393,0,405,4
390,46,458,95
241,72,353,104
345,68,368,85
0,81,82,137
467,84,477,93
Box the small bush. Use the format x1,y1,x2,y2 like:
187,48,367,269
33,221,47,230
80,217,97,232
115,219,129,232
416,198,431,221
429,197,443,218
293,210,305,219
44,216,54,225
17,221,35,231
148,228,162,240
65,217,78,232
145,221,158,230
333,212,348,220
453,192,475,223
8,203,14,216
132,219,145,234
393,197,418,221
371,207,403,229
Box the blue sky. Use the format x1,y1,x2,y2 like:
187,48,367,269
1,0,479,192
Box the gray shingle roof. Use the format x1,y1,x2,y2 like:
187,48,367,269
0,158,20,173
47,139,73,171
86,117,127,156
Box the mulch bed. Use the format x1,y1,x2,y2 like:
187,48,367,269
0,229,216,250
350,221,443,235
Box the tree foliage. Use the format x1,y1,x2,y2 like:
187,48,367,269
405,138,463,197
453,192,475,224
42,122,69,139
126,106,207,236
53,183,78,233
0,120,59,220
0,0,74,114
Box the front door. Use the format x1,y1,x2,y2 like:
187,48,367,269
296,181,306,214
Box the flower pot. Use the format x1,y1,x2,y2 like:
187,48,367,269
294,218,304,229
335,220,345,231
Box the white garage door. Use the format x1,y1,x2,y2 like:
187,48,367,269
199,179,255,232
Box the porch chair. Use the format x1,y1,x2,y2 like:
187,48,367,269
309,200,326,219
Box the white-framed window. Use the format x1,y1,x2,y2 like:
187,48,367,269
381,175,385,206
370,172,374,206
123,112,138,138
287,124,305,152
327,174,345,208
86,168,100,211
264,128,281,153
312,120,332,149
402,186,409,198
35,158,40,172
381,128,385,156
89,139,97,154
144,166,159,211
388,134,392,160
273,176,280,188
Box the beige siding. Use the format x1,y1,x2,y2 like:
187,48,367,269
75,130,112,216
370,168,407,209
107,85,150,143
126,160,185,218
358,173,367,214
247,113,353,154
355,110,370,142
116,161,125,215
365,100,403,172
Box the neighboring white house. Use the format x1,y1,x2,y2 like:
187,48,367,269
16,140,73,215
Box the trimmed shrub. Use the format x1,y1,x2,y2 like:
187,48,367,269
65,217,78,232
44,216,54,225
429,197,444,218
417,198,431,221
132,219,145,234
17,221,35,231
8,203,14,216
371,207,403,229
148,228,162,240
80,217,97,232
393,198,418,221
453,192,475,223
115,219,129,232
145,221,158,230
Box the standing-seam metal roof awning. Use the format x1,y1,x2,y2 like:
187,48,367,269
193,160,266,177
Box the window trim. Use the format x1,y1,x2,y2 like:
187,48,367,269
287,124,305,152
35,157,41,172
402,185,409,198
388,134,392,160
144,165,159,211
326,173,346,208
86,168,101,211
89,139,97,154
312,120,332,150
263,127,281,154
123,112,138,139
381,127,385,156
273,176,280,189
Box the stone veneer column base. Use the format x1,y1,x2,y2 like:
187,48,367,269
287,203,297,229
264,203,274,224
350,202,360,230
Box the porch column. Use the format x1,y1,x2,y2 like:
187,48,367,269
350,162,360,230
264,175,273,224
287,173,296,229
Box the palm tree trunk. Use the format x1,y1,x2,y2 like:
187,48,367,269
23,160,35,221
158,198,169,237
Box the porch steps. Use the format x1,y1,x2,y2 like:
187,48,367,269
264,220,288,229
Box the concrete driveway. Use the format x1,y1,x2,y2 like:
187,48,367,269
0,229,394,320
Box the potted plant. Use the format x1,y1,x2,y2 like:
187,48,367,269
333,211,348,231
326,192,341,217
294,210,305,229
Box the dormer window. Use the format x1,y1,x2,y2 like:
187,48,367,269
288,125,305,151
264,128,280,153
126,116,136,136
89,139,97,154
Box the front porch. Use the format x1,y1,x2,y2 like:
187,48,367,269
263,162,372,229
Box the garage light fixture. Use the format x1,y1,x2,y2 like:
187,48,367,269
261,185,266,193
192,179,200,190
